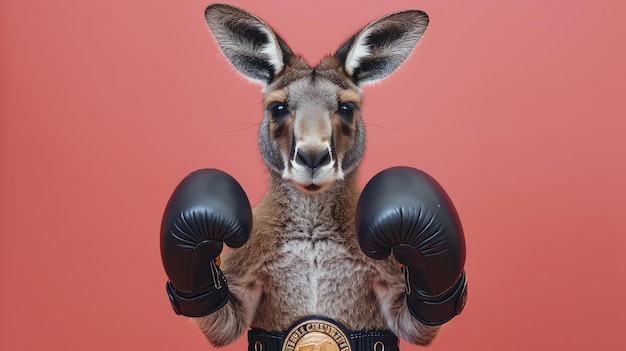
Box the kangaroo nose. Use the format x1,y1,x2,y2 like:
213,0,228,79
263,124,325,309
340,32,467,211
295,149,331,170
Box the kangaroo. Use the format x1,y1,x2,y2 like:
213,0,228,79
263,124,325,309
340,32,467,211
189,3,440,348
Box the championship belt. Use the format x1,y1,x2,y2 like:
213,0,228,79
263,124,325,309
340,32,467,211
248,317,399,351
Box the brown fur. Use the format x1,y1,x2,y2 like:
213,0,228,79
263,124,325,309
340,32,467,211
198,4,437,347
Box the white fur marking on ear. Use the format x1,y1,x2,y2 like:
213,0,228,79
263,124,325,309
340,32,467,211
259,27,284,75
344,28,373,76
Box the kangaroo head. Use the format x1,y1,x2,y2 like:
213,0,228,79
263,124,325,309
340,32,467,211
205,4,428,194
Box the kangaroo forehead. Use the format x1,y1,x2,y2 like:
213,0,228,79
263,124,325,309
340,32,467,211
270,59,357,92
267,73,360,110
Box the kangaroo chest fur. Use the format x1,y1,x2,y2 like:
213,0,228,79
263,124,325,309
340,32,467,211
264,227,365,318
223,180,388,332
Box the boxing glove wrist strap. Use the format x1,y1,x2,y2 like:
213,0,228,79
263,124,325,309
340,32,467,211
166,280,229,317
406,270,468,326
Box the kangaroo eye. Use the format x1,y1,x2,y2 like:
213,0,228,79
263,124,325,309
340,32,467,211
337,102,358,120
268,102,289,120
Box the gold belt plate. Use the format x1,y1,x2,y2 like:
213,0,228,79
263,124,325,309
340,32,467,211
281,319,351,351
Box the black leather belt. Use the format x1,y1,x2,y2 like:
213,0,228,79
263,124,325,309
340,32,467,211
248,317,399,351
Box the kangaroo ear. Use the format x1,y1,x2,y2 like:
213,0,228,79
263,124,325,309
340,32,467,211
205,4,294,85
334,10,429,86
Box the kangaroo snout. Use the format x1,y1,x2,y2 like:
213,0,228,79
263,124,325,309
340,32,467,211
295,148,332,170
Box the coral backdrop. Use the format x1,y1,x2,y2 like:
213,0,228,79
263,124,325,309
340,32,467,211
1,0,625,350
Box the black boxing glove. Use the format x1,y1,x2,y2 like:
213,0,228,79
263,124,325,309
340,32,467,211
355,167,467,326
160,169,252,317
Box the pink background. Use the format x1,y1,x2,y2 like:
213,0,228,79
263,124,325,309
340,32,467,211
1,0,625,349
